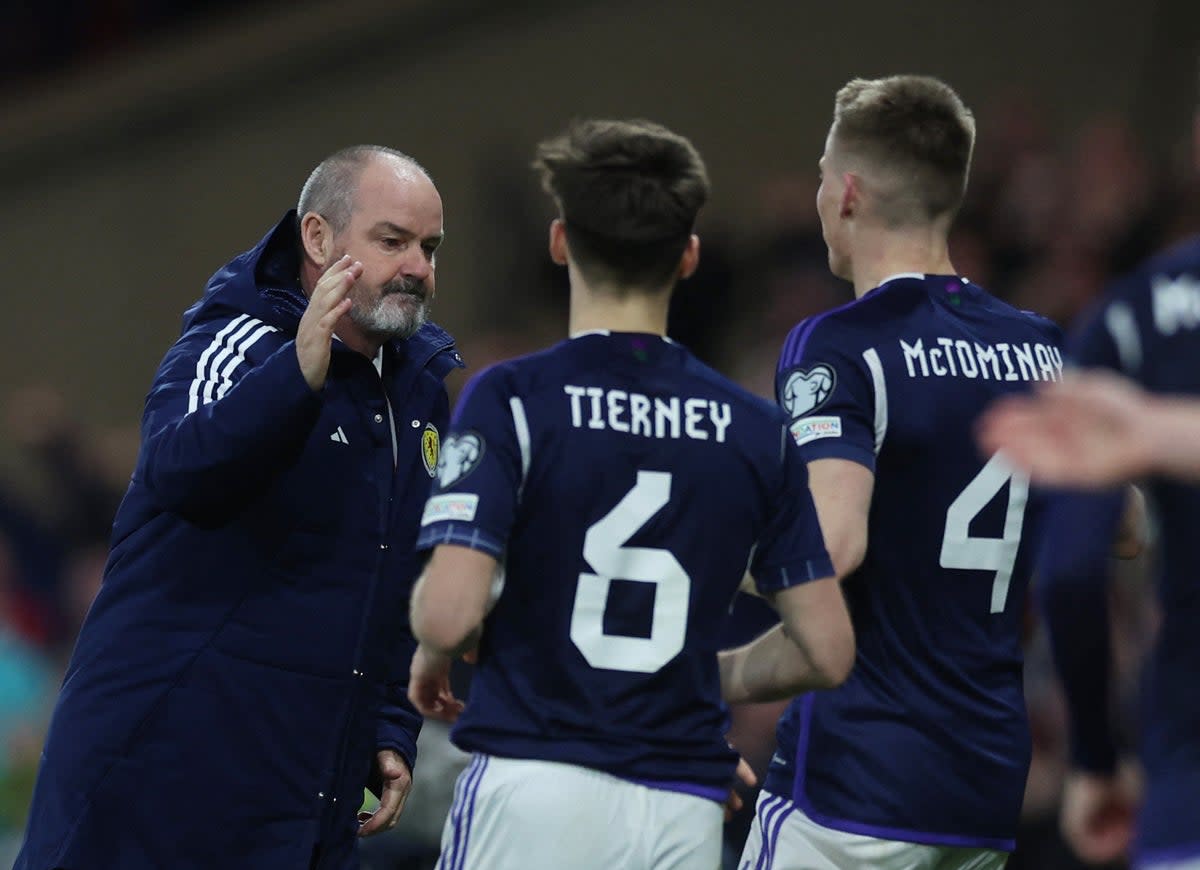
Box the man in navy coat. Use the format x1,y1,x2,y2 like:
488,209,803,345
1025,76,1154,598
16,145,463,869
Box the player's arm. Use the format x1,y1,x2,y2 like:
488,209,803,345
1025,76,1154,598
723,456,869,701
410,545,495,658
805,458,872,577
407,365,523,721
720,579,854,703
738,458,872,597
1037,489,1126,774
406,546,492,723
723,430,857,703
983,372,1200,486
1036,486,1140,861
773,320,877,578
1113,484,1147,559
1136,393,1200,481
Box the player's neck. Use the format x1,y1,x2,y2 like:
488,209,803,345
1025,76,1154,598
850,227,955,298
568,279,670,337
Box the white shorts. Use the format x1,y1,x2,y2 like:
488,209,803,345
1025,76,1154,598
434,754,723,870
739,791,1009,870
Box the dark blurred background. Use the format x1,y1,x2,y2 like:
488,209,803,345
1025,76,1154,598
0,0,1197,866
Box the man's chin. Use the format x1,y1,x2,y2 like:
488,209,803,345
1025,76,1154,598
357,304,427,341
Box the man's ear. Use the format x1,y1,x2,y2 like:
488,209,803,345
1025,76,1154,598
300,212,334,267
678,234,700,280
840,172,860,218
549,219,569,265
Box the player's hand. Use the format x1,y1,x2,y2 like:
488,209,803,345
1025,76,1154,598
357,749,412,837
977,372,1154,487
1060,770,1136,864
408,644,465,722
724,756,757,822
297,255,360,392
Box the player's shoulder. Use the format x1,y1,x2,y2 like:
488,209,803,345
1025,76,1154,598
681,351,788,424
1066,234,1200,363
1139,233,1200,280
458,341,573,398
974,286,1064,348
778,292,890,368
1096,234,1200,309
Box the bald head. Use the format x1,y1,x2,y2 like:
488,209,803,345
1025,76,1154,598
298,145,431,233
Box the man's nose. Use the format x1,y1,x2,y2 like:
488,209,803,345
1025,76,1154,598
400,246,432,281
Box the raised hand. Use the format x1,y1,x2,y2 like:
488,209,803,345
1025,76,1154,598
296,255,360,391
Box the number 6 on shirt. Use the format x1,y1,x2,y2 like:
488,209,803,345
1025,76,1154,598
570,471,691,673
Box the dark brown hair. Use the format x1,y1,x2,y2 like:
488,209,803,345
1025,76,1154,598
831,75,976,225
534,119,710,289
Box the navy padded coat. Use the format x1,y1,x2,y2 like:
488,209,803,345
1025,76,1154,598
17,212,463,869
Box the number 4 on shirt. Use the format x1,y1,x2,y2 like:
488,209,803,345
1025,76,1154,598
940,453,1031,613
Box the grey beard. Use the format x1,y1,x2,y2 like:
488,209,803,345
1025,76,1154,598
350,279,429,340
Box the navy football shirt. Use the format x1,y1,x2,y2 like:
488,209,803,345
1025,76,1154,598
1038,237,1200,863
416,331,833,797
764,274,1062,849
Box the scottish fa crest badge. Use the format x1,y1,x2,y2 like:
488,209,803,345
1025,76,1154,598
421,423,440,478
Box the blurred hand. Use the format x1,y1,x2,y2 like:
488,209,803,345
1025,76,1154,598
297,255,359,391
977,372,1153,487
357,749,412,837
724,756,758,822
408,644,465,722
1060,770,1136,864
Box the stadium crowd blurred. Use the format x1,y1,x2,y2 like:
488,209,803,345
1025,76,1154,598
0,93,1194,868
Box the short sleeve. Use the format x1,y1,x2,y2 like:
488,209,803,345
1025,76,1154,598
416,367,524,559
776,318,877,469
750,428,836,594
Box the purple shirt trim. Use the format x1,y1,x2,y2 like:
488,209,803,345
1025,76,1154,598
789,694,1016,852
444,754,484,870
623,776,726,804
766,802,796,868
416,522,505,559
454,755,489,870
1137,840,1200,869
756,795,788,870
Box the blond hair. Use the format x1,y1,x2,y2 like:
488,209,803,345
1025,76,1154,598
831,75,976,225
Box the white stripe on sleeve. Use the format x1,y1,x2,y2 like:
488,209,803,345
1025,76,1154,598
862,347,888,456
214,323,278,401
1104,302,1142,374
187,315,278,413
509,396,531,497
